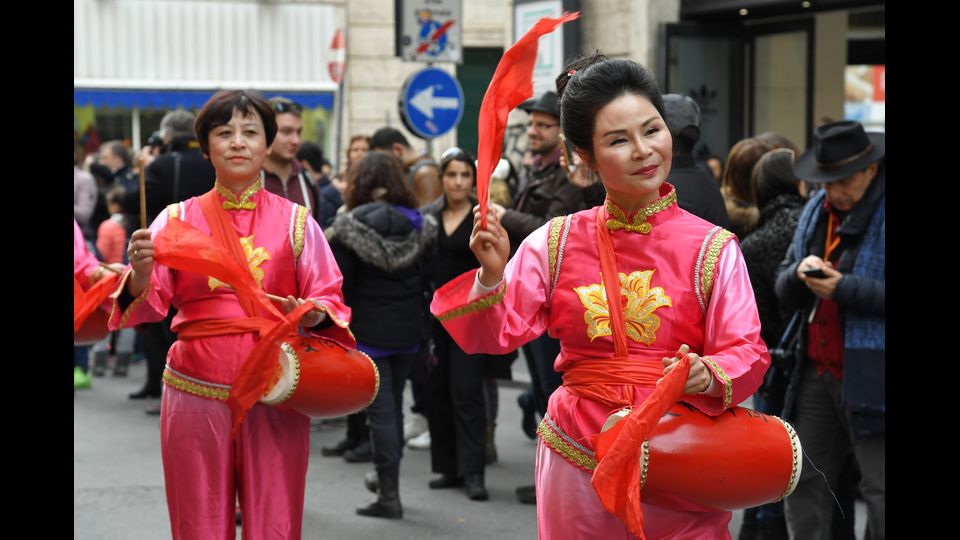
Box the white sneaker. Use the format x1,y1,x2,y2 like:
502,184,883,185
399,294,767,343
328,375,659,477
407,430,431,450
403,414,428,441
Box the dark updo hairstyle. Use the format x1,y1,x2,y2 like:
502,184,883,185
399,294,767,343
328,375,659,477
439,147,477,183
555,52,665,160
195,89,277,158
752,148,802,209
345,151,418,210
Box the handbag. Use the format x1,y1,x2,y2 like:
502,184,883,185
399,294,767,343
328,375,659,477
761,309,804,403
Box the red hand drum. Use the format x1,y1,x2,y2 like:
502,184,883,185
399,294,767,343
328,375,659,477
75,309,110,346
603,404,801,511
260,336,379,418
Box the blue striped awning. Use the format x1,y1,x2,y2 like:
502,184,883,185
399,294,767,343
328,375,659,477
74,88,334,110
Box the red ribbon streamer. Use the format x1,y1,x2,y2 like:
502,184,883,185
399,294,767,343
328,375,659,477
74,273,121,332
475,11,580,227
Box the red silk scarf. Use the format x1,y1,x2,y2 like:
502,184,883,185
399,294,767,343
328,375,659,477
582,208,691,540
74,272,121,332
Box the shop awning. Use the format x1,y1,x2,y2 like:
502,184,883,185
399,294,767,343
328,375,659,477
74,88,334,110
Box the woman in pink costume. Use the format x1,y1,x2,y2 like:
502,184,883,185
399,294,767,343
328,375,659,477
430,54,770,539
109,90,352,540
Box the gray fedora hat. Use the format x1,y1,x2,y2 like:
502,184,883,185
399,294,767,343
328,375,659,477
794,121,884,183
519,91,559,118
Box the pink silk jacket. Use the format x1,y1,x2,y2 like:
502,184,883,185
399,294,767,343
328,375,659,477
108,183,352,397
431,184,770,473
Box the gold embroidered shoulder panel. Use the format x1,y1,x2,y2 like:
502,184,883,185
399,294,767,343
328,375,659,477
293,205,309,260
166,203,180,220
573,270,672,344
695,228,735,313
547,215,572,300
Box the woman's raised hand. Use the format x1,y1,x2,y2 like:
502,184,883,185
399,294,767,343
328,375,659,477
469,204,510,287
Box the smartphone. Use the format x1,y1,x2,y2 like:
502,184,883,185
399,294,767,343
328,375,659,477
802,268,828,279
558,133,575,173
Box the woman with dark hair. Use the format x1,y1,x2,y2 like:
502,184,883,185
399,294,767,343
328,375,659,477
420,148,513,500
430,54,769,538
325,150,437,519
721,137,775,240
111,89,353,539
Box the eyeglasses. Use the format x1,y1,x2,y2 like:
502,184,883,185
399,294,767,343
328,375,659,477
527,121,560,131
272,100,302,114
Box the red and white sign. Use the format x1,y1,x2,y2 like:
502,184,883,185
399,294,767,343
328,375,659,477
328,28,346,84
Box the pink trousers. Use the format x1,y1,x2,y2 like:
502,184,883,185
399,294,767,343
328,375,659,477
535,440,732,539
160,387,310,540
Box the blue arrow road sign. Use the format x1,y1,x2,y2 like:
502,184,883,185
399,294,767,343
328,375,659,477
399,67,464,139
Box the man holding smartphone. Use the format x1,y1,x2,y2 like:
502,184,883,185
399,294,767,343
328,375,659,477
774,120,885,539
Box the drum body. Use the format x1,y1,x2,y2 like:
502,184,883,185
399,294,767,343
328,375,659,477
260,335,379,418
604,404,801,511
75,309,110,346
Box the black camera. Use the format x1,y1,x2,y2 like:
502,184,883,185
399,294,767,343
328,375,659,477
146,130,164,148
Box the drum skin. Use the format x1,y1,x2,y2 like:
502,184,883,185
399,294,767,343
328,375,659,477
605,403,801,512
261,336,379,418
75,308,110,346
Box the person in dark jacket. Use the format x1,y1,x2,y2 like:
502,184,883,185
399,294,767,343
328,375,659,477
420,148,514,501
325,151,437,520
297,141,343,228
775,121,884,540
737,148,805,540
661,94,730,228
120,109,217,407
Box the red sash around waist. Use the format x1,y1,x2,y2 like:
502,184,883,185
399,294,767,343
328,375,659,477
562,356,662,410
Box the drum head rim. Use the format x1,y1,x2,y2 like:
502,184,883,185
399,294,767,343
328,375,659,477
772,416,802,501
357,349,380,410
260,342,300,406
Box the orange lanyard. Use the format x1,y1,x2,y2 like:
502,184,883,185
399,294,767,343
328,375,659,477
824,212,841,262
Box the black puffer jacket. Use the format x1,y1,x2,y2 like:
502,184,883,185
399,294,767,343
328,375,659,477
326,202,437,348
740,193,805,346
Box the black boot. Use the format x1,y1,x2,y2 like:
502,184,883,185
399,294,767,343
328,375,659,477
363,471,379,493
356,465,402,519
129,384,162,400
113,352,130,377
91,350,108,377
465,473,488,501
343,440,373,463
321,438,355,457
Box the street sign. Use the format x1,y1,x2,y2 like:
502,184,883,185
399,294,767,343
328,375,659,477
328,28,345,84
396,0,462,64
398,67,464,140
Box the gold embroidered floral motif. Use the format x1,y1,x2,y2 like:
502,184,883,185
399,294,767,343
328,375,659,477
701,356,733,410
537,419,597,471
162,369,231,401
604,190,677,234
573,271,672,343
436,280,507,322
216,181,261,210
208,235,271,291
166,203,180,220
293,205,308,260
700,229,734,305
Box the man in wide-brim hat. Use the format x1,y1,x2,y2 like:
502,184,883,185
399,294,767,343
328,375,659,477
774,120,885,539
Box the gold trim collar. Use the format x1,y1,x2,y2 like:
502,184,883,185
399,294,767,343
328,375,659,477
216,180,261,210
604,186,677,234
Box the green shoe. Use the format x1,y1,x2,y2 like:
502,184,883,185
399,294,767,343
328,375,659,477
74,367,92,390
